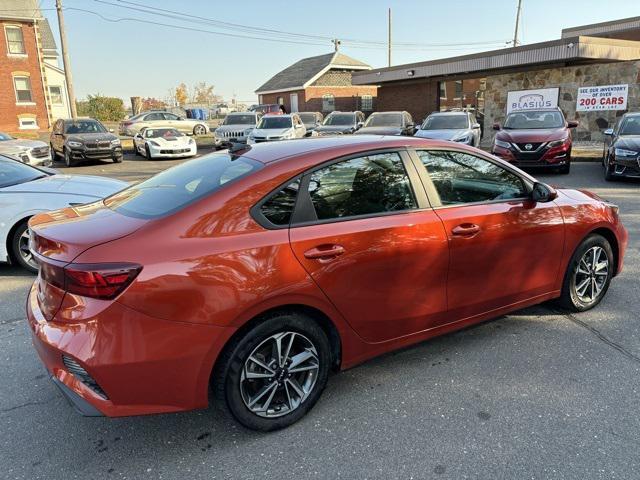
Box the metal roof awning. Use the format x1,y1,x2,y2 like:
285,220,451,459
352,36,640,85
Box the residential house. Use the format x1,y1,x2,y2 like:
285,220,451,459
255,51,377,114
0,0,70,134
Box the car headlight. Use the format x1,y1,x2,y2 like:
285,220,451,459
614,147,638,157
67,141,83,148
111,139,121,147
244,128,254,135
453,134,471,143
494,139,511,149
149,140,160,147
547,137,568,148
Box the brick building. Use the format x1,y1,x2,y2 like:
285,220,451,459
255,51,377,114
0,0,70,134
352,16,640,144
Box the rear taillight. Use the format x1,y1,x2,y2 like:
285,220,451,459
40,260,141,300
122,121,133,127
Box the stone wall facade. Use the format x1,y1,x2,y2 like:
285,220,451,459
482,60,640,146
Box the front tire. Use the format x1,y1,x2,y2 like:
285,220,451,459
213,312,331,431
145,144,152,159
604,156,615,181
9,220,38,273
63,147,75,167
559,163,570,174
558,234,613,312
193,124,207,136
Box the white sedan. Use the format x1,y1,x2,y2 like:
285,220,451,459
0,154,127,272
133,127,197,159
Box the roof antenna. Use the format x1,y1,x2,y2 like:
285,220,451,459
332,38,341,52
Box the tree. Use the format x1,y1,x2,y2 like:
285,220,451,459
141,97,167,111
76,94,126,121
192,81,221,104
175,83,189,106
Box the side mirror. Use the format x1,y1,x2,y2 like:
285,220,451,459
492,123,501,131
567,120,579,129
472,123,481,129
604,128,614,136
531,182,558,203
357,122,364,129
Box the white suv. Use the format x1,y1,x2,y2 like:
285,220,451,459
247,114,306,144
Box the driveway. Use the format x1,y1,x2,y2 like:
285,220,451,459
1,163,638,479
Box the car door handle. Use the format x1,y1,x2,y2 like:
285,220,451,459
451,223,481,237
304,244,345,261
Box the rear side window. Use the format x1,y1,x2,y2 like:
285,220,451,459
260,180,300,226
307,152,416,221
105,153,262,219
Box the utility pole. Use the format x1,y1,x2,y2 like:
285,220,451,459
332,38,341,52
55,0,77,119
387,8,392,67
512,0,523,47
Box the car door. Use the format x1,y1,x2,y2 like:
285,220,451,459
163,113,185,132
288,150,450,343
411,149,565,322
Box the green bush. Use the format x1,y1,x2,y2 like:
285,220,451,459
76,94,126,121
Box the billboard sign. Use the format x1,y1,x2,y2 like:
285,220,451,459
507,88,559,113
576,84,628,111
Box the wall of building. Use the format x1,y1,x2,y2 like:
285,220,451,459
0,20,49,134
260,85,377,114
374,79,439,123
483,60,640,145
43,62,71,121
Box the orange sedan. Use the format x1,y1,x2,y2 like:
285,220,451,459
26,136,627,431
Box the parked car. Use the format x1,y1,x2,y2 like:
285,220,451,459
0,154,125,272
247,114,306,144
213,104,235,116
415,111,481,146
491,108,578,174
50,118,123,167
133,128,197,159
0,132,52,167
119,111,209,136
314,111,365,135
602,112,640,180
249,104,282,115
298,112,324,136
214,111,262,147
27,136,626,430
354,111,417,136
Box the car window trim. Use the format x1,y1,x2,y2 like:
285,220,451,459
250,175,303,230
407,147,534,209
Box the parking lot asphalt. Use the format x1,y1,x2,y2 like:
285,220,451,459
1,160,639,480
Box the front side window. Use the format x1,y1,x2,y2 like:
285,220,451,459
49,85,63,105
260,180,300,226
5,26,25,54
144,113,164,121
105,153,263,219
163,113,180,120
417,150,527,206
322,94,335,112
307,152,416,221
13,76,32,103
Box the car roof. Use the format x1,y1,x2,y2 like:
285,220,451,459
240,135,468,165
370,111,405,114
429,111,468,116
508,108,563,114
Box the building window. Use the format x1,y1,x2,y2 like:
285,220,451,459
49,85,63,105
277,96,284,105
322,94,335,112
18,116,38,130
5,25,26,55
439,82,446,99
13,76,33,103
454,80,462,99
360,95,373,110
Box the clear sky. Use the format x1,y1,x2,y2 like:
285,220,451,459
40,0,639,104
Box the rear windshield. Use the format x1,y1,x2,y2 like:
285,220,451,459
104,153,262,219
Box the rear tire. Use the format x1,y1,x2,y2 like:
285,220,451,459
193,124,207,136
9,220,38,274
213,312,331,431
558,234,613,312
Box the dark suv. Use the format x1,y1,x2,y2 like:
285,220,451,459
50,118,123,167
603,112,640,181
315,111,365,135
491,108,578,174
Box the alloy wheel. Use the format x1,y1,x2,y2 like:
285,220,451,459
18,227,37,270
194,125,206,135
574,246,609,303
240,331,320,418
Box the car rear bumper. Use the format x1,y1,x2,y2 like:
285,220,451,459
26,283,235,417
